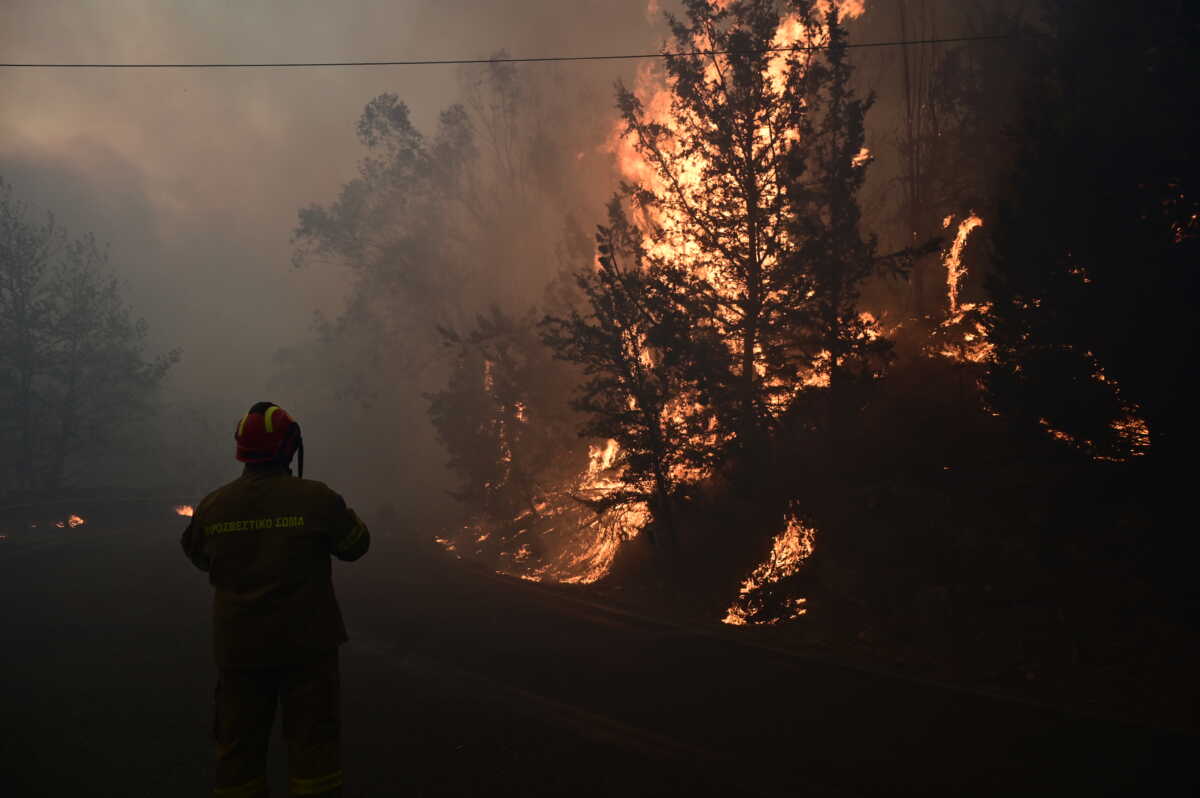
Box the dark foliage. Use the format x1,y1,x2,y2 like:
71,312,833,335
429,307,585,523
541,202,723,540
984,0,1199,466
0,179,178,493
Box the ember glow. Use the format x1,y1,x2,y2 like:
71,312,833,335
1110,416,1151,458
1038,357,1151,462
723,513,816,626
67,514,85,528
174,505,194,517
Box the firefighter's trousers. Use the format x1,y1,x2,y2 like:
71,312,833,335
213,649,342,797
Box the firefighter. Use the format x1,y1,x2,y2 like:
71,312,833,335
181,402,370,798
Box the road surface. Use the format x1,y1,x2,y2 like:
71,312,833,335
1,514,1194,796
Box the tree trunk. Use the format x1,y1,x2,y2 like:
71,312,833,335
17,368,35,491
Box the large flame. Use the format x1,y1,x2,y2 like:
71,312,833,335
609,0,868,412
612,0,866,280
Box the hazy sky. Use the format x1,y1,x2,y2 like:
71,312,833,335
1,0,1000,498
1,0,661,398
1,0,1007,503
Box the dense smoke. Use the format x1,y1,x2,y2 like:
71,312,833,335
0,0,665,505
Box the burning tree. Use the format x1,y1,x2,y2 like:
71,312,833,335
288,58,617,516
608,0,852,455
430,306,586,534
541,202,724,544
782,10,905,439
549,1,891,471
596,0,908,461
539,1,903,607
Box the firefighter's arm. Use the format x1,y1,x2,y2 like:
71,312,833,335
329,494,370,561
180,517,210,572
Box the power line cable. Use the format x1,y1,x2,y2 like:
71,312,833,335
0,34,1010,70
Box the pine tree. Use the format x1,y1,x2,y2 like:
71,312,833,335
784,8,897,440
541,201,722,542
429,306,584,525
0,179,178,492
544,3,903,546
610,0,832,455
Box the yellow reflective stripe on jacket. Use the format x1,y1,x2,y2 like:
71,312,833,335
213,774,267,798
335,523,366,554
290,769,344,795
263,405,280,433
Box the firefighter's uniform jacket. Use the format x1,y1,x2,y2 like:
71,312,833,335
182,466,369,797
182,466,369,668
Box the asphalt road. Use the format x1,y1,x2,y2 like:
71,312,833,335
1,515,1194,797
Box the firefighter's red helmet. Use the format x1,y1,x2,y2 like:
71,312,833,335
235,401,303,475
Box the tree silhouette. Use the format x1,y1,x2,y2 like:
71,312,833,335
542,201,724,543
984,0,1199,465
429,306,584,525
0,179,178,492
784,8,899,439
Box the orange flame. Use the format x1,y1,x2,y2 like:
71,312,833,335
1039,357,1151,461
440,435,650,584
607,0,867,445
944,214,983,314
724,514,816,625
934,301,994,364
175,505,194,517
67,514,85,528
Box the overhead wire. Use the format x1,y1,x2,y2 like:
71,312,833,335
0,34,1010,70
